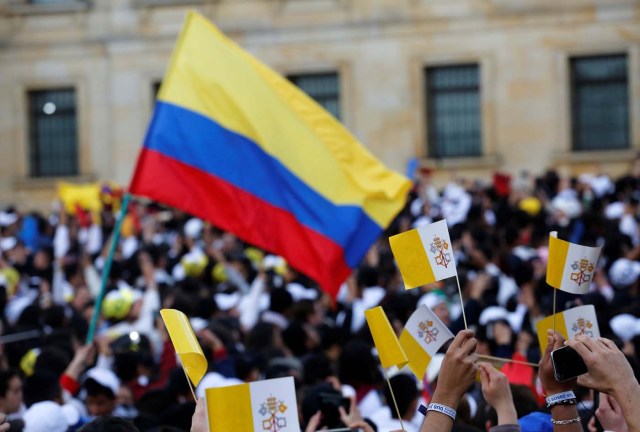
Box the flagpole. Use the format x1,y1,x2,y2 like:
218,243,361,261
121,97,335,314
455,275,468,329
85,193,132,344
477,354,539,368
383,369,406,432
182,367,198,401
552,288,557,336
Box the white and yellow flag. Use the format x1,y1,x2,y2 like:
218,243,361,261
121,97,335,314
546,232,601,294
206,377,300,432
390,220,457,289
399,305,454,379
536,305,600,353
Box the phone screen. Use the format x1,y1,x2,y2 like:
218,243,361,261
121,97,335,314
551,346,589,382
319,392,350,428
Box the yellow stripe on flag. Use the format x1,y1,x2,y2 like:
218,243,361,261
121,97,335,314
399,329,432,380
389,229,435,289
160,309,207,387
546,233,569,289
535,312,567,354
206,383,253,432
365,307,408,369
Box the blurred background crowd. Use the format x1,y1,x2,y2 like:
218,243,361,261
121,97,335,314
1,161,640,431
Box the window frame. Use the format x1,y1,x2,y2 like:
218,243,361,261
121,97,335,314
570,53,630,152
287,71,342,121
27,87,80,178
424,63,483,159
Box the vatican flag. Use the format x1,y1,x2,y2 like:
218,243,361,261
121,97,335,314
205,377,300,432
536,305,600,353
399,305,454,380
390,220,457,289
546,232,601,294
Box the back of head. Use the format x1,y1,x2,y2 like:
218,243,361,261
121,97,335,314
383,374,418,419
78,416,140,432
23,371,61,407
23,401,68,432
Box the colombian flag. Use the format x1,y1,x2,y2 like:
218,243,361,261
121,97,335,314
129,12,410,297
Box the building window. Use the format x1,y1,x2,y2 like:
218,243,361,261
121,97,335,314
425,64,481,158
28,89,78,177
571,54,629,151
288,72,341,120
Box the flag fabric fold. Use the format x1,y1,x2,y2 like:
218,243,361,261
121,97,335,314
160,309,207,387
365,306,408,369
399,305,454,379
128,11,410,297
389,220,457,289
535,305,600,353
546,231,602,294
205,377,300,432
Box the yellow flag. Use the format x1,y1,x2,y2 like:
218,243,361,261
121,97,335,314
536,305,600,353
58,182,102,213
365,306,408,369
160,309,207,386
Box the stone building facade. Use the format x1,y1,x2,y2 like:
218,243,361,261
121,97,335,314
0,0,639,209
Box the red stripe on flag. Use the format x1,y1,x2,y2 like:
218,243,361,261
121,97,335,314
130,148,350,297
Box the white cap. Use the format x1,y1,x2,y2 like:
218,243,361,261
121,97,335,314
605,202,625,220
196,372,243,398
610,314,639,342
85,367,120,396
286,283,318,301
23,401,68,432
0,237,17,252
214,292,242,311
426,354,445,383
608,258,640,288
184,218,204,239
0,212,18,227
478,306,509,326
418,292,447,310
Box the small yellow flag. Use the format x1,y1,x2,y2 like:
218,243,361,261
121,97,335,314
160,309,207,387
58,182,102,214
535,305,600,353
365,306,408,369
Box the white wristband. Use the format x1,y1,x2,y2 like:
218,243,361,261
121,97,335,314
426,403,456,421
546,391,576,406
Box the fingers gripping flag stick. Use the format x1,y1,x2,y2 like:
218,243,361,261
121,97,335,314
399,305,454,380
547,231,602,295
536,305,600,353
160,309,207,397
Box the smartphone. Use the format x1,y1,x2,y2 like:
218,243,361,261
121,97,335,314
319,392,350,428
551,346,588,382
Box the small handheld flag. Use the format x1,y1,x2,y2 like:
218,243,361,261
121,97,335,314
365,306,408,369
205,377,300,432
399,305,454,379
536,305,600,353
389,220,457,290
160,309,207,387
547,232,601,294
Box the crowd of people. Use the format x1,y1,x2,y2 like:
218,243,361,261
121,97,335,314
0,160,639,431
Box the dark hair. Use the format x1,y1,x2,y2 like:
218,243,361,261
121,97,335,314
84,378,116,400
23,371,61,407
0,369,20,398
383,374,418,419
78,416,139,432
269,289,293,314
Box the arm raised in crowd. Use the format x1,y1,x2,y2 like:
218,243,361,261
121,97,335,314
478,362,520,431
566,335,640,432
539,331,583,432
420,329,478,432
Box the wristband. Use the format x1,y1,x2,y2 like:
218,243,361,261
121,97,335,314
551,416,581,425
546,391,576,406
426,403,456,421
